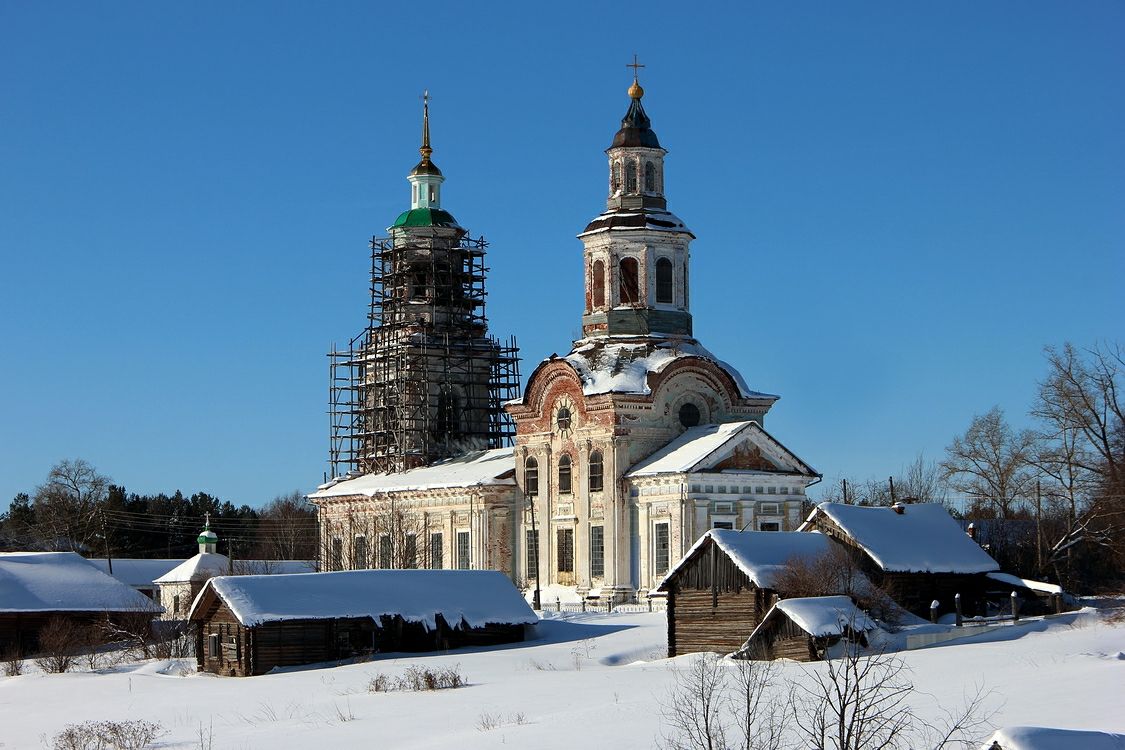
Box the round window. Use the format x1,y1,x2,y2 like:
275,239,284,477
557,407,572,431
678,403,701,428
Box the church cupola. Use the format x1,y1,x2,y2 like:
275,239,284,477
197,514,218,554
578,60,695,339
407,91,445,210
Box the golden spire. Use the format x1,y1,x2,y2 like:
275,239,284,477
627,54,645,99
419,90,433,163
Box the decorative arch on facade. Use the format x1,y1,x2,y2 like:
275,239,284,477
649,358,745,419
519,360,588,424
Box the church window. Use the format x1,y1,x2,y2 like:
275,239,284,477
759,522,781,532
644,161,656,192
591,260,605,308
456,531,471,569
656,257,674,303
619,257,640,305
653,522,670,575
429,532,443,569
590,525,605,578
526,529,539,580
557,528,575,574
588,450,604,493
625,158,638,192
353,535,367,569
558,454,573,494
612,161,622,193
679,402,701,428
331,538,343,571
556,406,572,432
378,535,392,568
524,456,539,496
436,386,463,440
403,533,417,569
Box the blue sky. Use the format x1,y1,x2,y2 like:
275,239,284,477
1,2,1122,508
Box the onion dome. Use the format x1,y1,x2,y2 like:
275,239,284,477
391,207,461,229
197,528,218,545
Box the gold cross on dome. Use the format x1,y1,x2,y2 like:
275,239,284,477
627,54,645,80
421,89,430,105
204,511,211,528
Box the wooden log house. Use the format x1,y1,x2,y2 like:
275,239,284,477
188,569,537,676
799,502,1001,618
655,529,854,657
733,595,878,662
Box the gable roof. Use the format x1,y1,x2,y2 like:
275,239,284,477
656,529,839,591
189,569,538,630
628,420,818,478
0,552,162,613
753,595,878,640
311,448,515,498
154,552,231,583
803,502,999,574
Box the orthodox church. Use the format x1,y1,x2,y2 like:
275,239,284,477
309,71,820,602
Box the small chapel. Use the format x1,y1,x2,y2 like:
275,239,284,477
309,68,820,603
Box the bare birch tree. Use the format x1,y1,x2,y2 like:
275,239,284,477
941,407,1036,518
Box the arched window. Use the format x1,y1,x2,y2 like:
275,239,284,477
625,158,638,193
611,161,622,193
588,450,603,493
525,456,539,497
655,257,673,304
558,454,572,494
619,257,639,305
592,260,605,308
644,161,656,192
436,386,462,439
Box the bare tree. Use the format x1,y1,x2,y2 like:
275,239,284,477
895,454,949,506
663,653,729,750
30,459,110,551
941,407,1036,518
254,490,318,561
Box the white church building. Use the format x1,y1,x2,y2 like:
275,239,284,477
310,71,819,602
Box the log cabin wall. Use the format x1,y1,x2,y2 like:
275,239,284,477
665,540,774,657
197,600,250,676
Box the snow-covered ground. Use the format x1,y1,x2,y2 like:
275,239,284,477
2,608,1123,749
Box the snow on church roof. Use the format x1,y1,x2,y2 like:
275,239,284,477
805,502,1000,574
562,338,776,400
154,552,231,584
627,420,818,477
191,569,538,630
0,552,162,613
656,529,838,591
311,448,516,498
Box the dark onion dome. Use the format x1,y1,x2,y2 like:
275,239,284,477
391,207,461,229
611,79,661,149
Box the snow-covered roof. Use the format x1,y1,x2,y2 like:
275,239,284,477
87,558,184,587
806,502,999,574
627,420,818,478
561,338,776,400
154,552,231,583
984,726,1125,750
657,529,839,591
0,552,162,613
579,207,694,237
311,448,515,498
190,569,538,630
764,595,878,638
985,572,1064,596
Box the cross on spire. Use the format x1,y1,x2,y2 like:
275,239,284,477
627,54,645,81
204,511,211,529
420,89,432,157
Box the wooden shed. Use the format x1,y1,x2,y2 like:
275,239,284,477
0,552,162,654
655,529,860,657
800,502,1000,618
734,595,878,662
188,569,537,676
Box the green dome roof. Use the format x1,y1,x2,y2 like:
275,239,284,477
391,207,461,229
197,529,218,544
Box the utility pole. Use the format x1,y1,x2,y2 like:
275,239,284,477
100,510,113,575
888,476,896,503
527,492,541,611
1035,479,1043,574
842,478,849,504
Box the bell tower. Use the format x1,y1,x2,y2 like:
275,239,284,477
579,61,695,339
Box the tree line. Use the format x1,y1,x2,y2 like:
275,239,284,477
0,459,318,561
818,342,1123,591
